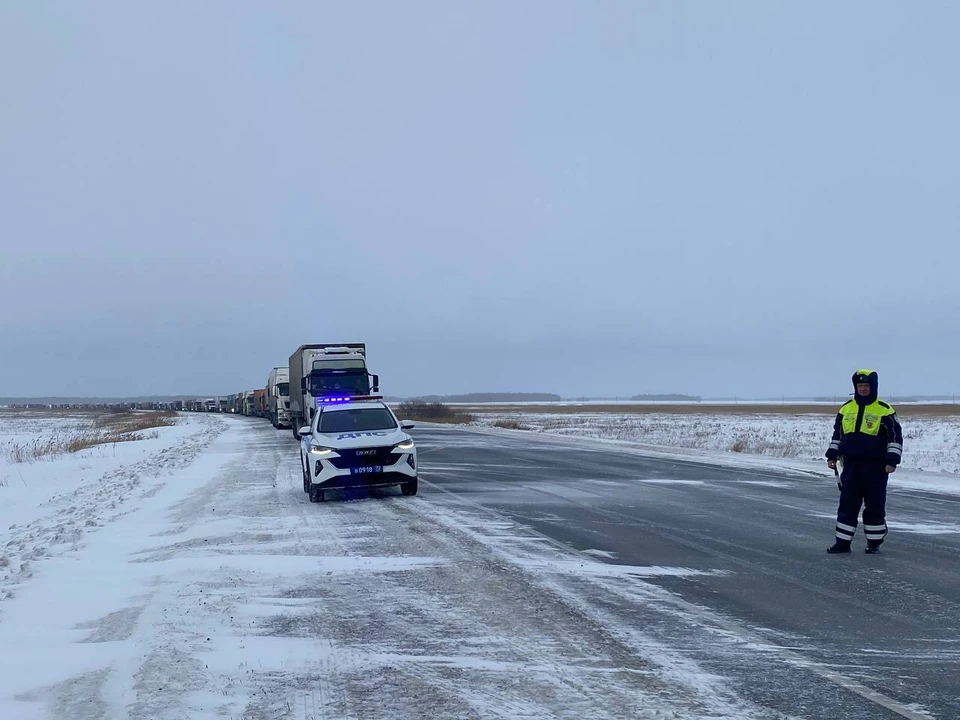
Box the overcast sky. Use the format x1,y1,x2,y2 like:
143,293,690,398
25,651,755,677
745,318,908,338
2,2,958,399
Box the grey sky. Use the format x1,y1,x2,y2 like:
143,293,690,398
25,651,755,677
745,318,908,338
2,2,958,399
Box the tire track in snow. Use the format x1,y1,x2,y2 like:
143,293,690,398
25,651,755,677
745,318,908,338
254,449,785,718
115,420,287,720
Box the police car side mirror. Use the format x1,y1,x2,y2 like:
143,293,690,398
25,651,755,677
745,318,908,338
298,426,312,438
401,421,415,430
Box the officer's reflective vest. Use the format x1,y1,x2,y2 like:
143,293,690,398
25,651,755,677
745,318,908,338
840,399,895,436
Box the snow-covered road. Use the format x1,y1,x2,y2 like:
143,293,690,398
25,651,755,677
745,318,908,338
1,414,957,719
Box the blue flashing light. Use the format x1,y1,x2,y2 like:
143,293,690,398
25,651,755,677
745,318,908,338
317,396,352,405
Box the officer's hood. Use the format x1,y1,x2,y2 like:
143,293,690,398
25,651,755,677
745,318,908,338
852,369,879,406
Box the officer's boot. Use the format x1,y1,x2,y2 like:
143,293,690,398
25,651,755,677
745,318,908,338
827,540,852,554
865,540,883,554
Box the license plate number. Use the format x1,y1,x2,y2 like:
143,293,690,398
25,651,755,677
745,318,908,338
350,466,383,475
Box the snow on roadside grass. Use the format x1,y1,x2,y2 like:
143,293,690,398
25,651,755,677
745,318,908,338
0,411,224,610
0,411,92,467
472,411,960,494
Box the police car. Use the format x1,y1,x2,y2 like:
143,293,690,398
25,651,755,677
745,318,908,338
298,396,417,503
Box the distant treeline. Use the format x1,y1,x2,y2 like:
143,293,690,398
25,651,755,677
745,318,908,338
5,393,955,408
409,393,562,403
813,396,939,404
629,394,702,402
405,392,702,403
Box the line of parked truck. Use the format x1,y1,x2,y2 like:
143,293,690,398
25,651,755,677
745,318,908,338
180,343,380,437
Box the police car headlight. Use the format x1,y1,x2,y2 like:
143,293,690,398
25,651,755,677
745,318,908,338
393,439,415,451
309,445,335,456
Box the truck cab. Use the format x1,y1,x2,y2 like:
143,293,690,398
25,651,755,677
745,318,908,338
302,348,379,427
267,366,292,428
288,344,379,439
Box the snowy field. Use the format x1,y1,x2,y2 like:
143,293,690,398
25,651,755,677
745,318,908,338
472,410,960,494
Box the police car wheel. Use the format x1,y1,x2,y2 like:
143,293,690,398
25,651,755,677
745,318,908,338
400,477,419,496
309,487,324,503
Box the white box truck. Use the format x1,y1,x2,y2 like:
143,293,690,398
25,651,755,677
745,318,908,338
288,344,380,439
267,366,291,428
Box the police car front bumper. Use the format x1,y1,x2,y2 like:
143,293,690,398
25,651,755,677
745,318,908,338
310,450,417,490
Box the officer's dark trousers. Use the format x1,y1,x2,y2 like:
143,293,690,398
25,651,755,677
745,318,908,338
835,461,889,545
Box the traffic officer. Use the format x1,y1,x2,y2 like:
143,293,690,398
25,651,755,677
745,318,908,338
824,369,903,554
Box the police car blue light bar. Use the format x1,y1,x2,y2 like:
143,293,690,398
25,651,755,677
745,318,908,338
316,395,383,405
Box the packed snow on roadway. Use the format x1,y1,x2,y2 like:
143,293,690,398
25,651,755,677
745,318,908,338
0,408,927,718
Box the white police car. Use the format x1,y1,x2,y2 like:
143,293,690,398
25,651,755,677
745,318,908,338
298,398,417,502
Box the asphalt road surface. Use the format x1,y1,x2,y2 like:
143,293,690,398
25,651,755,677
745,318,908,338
416,424,960,720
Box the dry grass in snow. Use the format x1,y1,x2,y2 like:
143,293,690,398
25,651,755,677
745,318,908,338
0,410,178,463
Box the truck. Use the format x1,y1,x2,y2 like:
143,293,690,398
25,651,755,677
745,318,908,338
203,398,218,413
243,391,256,416
254,388,267,417
288,344,379,439
267,366,291,428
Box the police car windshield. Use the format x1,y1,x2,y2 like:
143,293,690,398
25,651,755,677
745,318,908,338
318,408,397,434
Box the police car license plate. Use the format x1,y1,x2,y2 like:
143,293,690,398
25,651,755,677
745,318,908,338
350,466,383,475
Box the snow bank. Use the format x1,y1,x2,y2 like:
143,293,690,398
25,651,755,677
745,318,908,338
0,411,223,607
